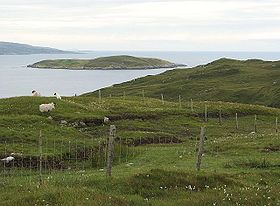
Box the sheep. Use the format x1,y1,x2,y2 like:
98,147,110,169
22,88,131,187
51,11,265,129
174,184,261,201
32,90,41,97
54,92,62,100
39,103,55,113
1,156,15,163
104,116,110,123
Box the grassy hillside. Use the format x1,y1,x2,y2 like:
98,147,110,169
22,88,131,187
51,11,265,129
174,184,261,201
29,55,182,70
0,96,280,205
0,41,73,55
85,58,280,107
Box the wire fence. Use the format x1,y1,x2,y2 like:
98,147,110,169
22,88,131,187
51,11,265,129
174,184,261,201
1,98,279,184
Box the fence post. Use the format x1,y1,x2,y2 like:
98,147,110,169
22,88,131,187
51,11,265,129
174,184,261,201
235,113,239,130
276,117,278,133
39,130,43,186
179,95,182,109
254,114,257,133
97,141,101,168
126,138,129,162
60,140,63,171
196,127,206,171
99,90,102,102
106,125,116,177
119,136,122,163
204,104,208,122
21,143,24,172
190,99,194,112
161,94,164,105
83,139,86,170
53,140,56,170
75,140,78,169
4,141,6,176
219,108,222,125
91,138,94,168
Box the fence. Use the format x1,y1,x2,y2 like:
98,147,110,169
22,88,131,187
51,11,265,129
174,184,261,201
0,96,279,184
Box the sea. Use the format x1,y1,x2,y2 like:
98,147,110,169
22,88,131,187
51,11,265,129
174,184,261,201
0,51,279,98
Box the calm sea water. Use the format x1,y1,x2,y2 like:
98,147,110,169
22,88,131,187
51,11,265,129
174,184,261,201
0,51,279,98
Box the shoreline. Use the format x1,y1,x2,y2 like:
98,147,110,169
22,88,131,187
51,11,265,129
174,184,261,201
27,64,187,71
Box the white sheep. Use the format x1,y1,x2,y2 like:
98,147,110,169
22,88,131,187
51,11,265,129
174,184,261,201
54,92,62,100
1,156,15,163
32,90,41,97
39,103,55,113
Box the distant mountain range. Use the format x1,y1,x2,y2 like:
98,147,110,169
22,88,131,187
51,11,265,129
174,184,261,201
0,42,75,55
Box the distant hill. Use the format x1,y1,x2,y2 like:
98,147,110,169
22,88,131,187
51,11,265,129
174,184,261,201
0,41,74,55
28,55,185,70
85,58,280,107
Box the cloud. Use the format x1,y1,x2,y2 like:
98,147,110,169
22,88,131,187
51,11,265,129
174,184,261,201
0,0,280,51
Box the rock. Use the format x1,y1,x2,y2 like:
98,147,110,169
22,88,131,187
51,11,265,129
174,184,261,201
60,120,68,125
104,117,110,123
47,116,53,120
79,121,86,126
72,122,79,127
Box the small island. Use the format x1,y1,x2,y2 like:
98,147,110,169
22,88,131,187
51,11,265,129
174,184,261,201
28,55,185,70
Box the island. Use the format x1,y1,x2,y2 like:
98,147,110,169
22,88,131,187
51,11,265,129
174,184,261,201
28,55,185,70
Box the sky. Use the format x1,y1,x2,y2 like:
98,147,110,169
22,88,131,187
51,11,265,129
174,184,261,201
0,0,280,51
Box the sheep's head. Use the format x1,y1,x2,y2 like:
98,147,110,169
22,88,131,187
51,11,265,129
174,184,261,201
54,93,57,95
32,90,36,93
50,102,56,109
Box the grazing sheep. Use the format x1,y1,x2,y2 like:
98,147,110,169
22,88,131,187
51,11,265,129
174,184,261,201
39,103,55,113
32,90,41,97
54,92,62,100
104,117,110,123
1,156,15,163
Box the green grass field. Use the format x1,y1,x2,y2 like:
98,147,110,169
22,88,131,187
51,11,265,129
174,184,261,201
0,95,280,205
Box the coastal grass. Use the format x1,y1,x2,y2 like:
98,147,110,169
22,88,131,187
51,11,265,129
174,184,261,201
0,96,280,205
85,58,280,107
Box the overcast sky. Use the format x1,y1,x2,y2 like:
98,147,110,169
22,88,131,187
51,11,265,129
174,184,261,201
1,0,280,51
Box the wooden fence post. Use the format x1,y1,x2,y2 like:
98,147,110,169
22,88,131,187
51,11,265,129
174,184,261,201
99,90,102,102
97,141,101,168
204,104,208,122
235,113,239,130
75,140,78,169
91,137,94,168
276,117,278,133
83,139,86,170
161,94,164,105
39,130,43,186
219,108,222,125
190,99,194,112
119,136,122,163
106,125,116,177
179,95,182,109
126,137,129,162
196,127,206,171
3,141,6,176
254,114,257,133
